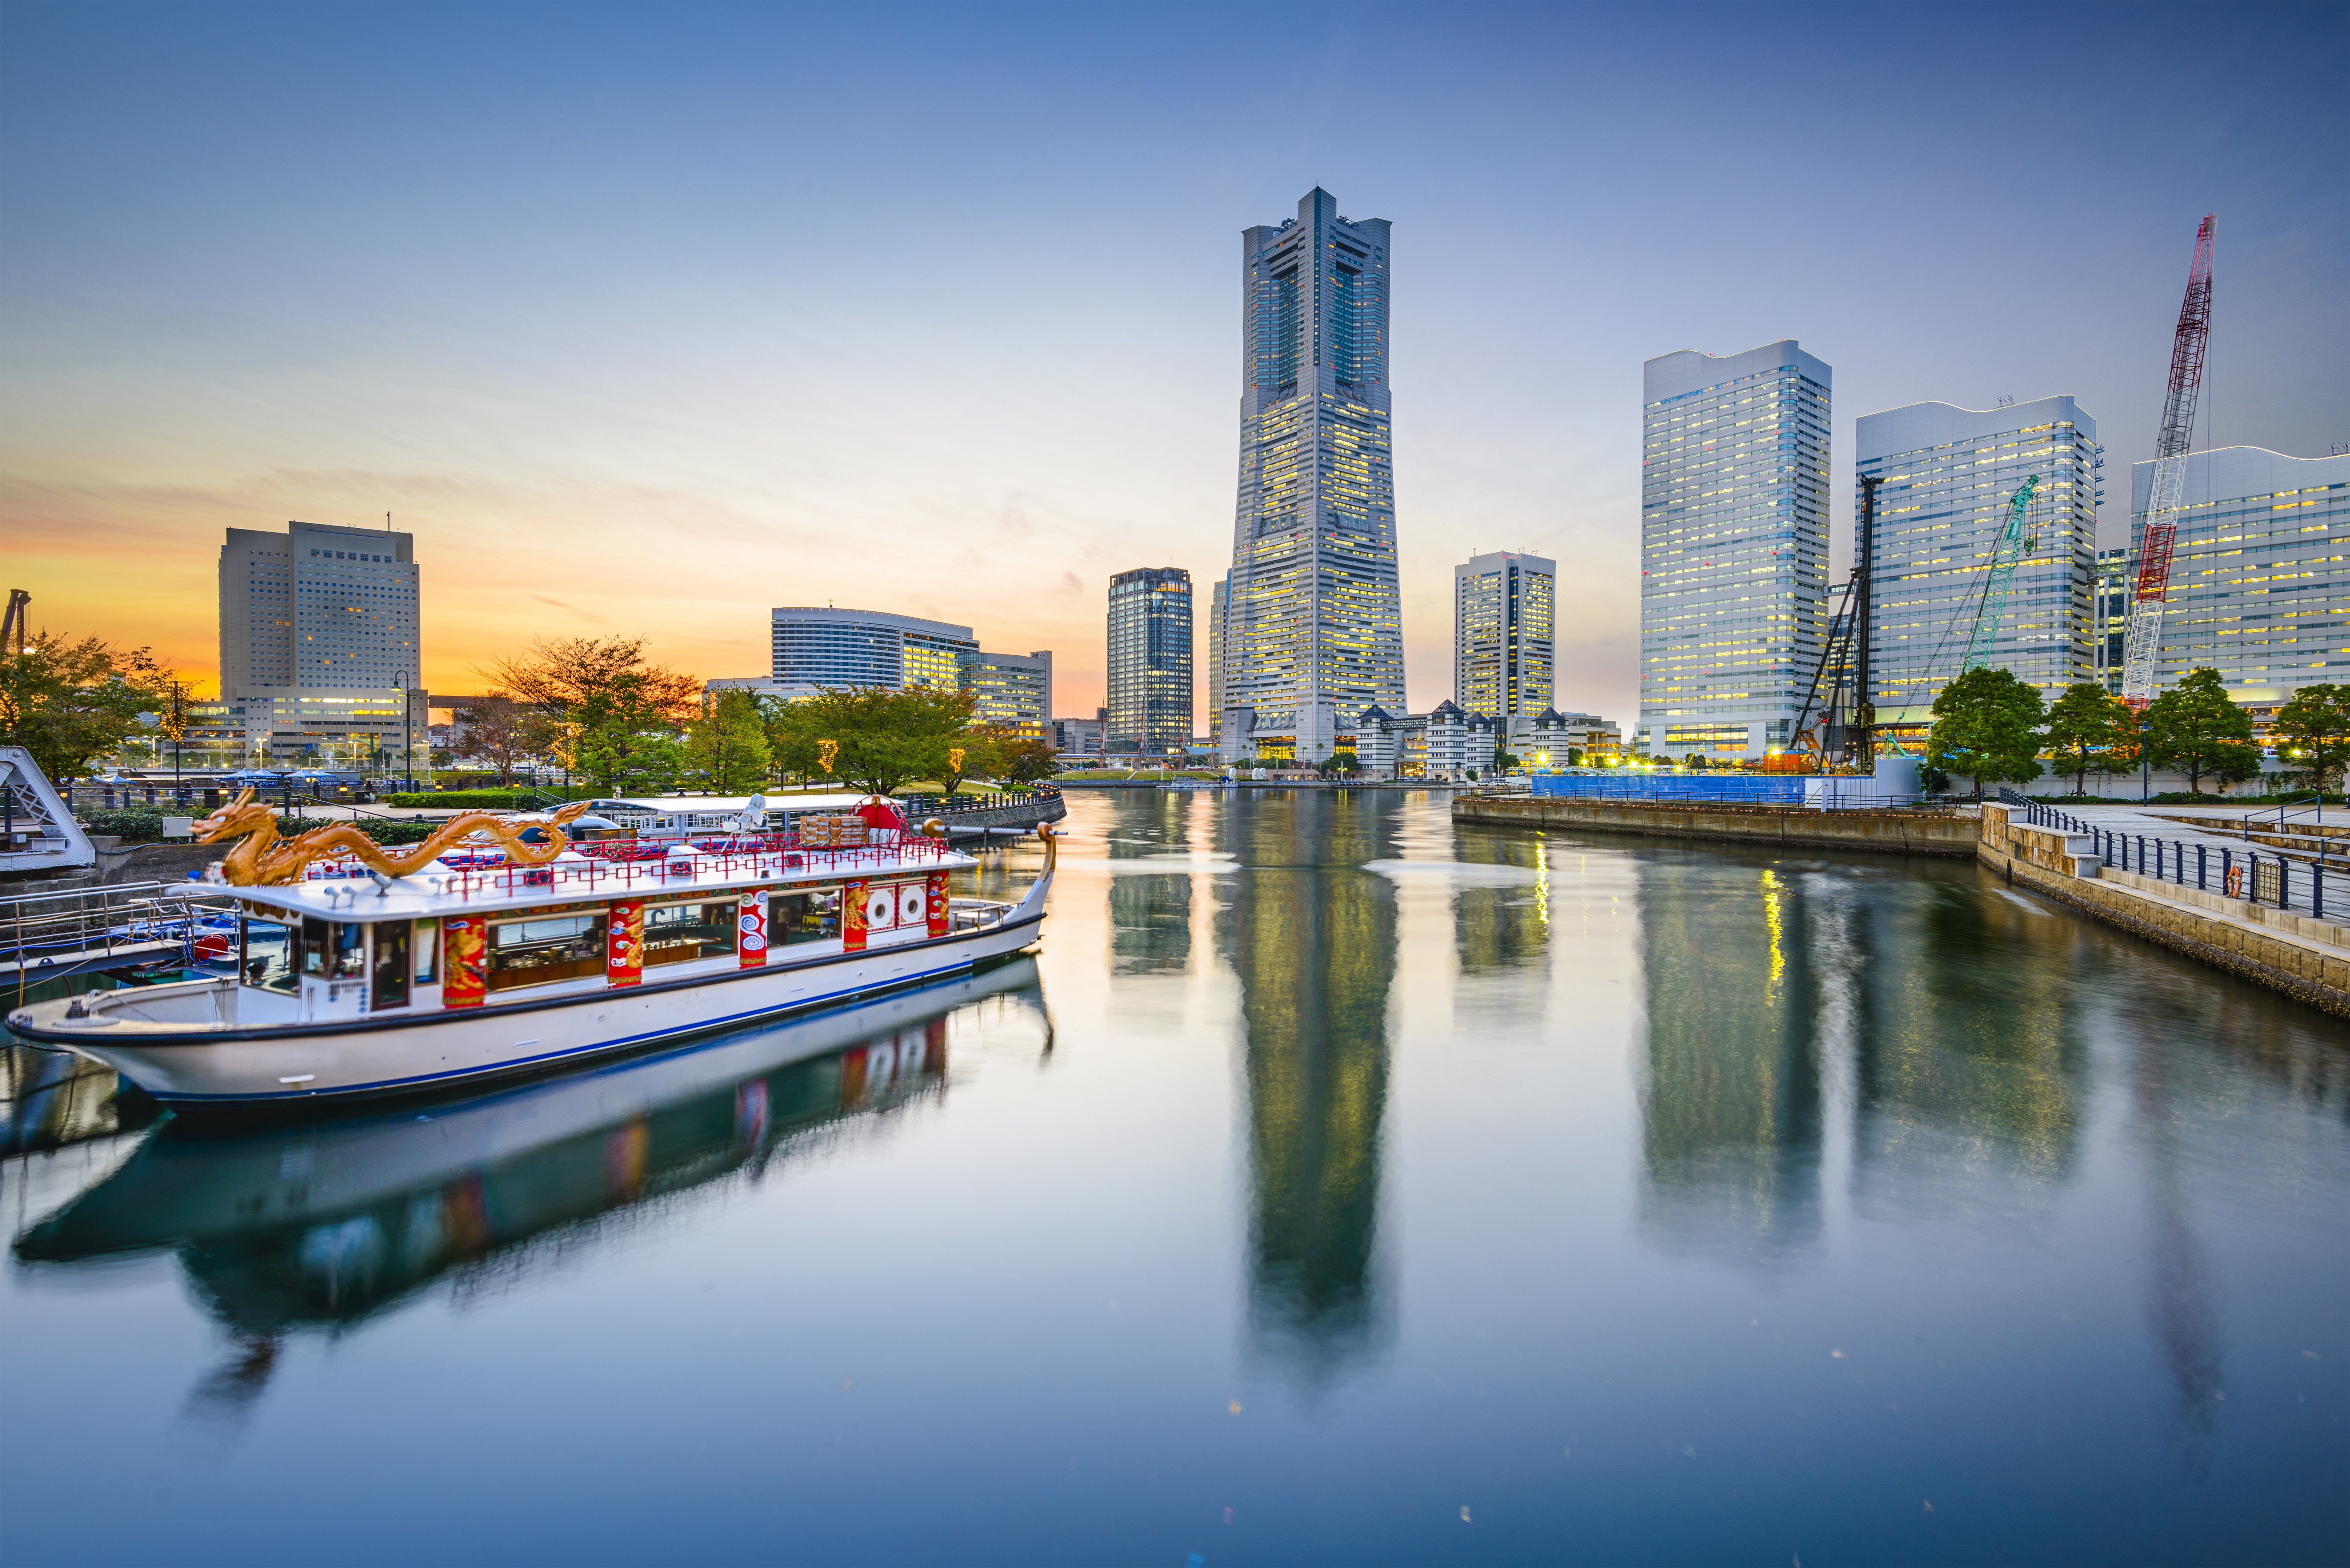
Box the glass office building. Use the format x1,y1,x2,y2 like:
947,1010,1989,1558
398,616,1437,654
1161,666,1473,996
958,649,1053,726
1855,397,2098,737
220,520,420,694
1220,187,1405,764
1108,568,1193,757
1639,341,1831,760
2130,445,2350,700
770,608,976,692
1453,551,1555,718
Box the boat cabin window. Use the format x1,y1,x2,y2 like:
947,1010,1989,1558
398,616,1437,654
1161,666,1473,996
372,923,411,1010
644,900,738,967
300,918,365,983
413,919,439,985
487,913,607,992
241,916,296,994
773,888,841,945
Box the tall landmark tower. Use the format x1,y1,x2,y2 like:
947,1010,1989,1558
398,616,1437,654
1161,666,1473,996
1218,187,1404,766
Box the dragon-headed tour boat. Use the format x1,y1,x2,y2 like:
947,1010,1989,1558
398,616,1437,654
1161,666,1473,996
5,790,1052,1106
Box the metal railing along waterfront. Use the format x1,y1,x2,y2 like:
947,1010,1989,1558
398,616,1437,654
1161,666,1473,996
3,880,242,985
1998,789,2333,919
378,832,960,903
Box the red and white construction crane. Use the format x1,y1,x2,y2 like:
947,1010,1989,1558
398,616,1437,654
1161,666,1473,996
2120,215,2216,709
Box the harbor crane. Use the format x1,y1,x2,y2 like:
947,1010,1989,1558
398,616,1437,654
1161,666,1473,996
1962,475,2043,674
2120,215,2216,709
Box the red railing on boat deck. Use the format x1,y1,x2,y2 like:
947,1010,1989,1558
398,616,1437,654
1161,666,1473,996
405,832,955,902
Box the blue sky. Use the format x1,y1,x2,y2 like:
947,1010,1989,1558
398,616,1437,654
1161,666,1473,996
4,0,2343,719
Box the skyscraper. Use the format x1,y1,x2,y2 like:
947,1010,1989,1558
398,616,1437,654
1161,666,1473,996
1640,341,1830,761
770,608,976,692
1207,574,1229,730
1219,187,1404,765
1856,397,2098,737
1452,551,1555,718
1107,568,1193,756
2129,445,2350,701
219,520,420,693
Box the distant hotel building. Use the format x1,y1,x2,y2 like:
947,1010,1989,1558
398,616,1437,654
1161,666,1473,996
1856,397,2098,734
215,520,425,759
1108,568,1193,756
1219,187,1405,765
959,649,1053,728
2131,446,2350,701
1453,551,1555,719
1640,341,1831,761
1206,575,1229,726
771,608,977,692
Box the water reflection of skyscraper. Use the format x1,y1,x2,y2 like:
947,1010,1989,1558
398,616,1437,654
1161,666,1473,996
16,963,1046,1344
1637,856,1824,1270
1450,827,1550,1032
1847,874,2088,1214
1108,793,1194,975
1217,791,1400,1386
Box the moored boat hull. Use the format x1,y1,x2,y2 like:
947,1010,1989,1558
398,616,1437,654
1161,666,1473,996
16,912,1042,1106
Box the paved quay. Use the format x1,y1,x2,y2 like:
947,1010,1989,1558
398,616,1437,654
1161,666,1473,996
1981,800,2350,1017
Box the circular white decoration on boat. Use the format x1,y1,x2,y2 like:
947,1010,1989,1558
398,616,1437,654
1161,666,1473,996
897,884,926,925
864,887,897,929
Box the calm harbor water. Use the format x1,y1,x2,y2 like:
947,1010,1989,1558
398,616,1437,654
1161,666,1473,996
5,789,2346,1566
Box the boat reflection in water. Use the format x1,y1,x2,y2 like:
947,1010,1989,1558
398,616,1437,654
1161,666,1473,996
17,960,1043,1350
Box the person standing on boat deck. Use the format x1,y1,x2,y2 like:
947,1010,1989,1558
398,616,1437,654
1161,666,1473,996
857,795,905,845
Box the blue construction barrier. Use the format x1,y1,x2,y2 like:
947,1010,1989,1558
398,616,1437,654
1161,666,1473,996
1528,773,1809,806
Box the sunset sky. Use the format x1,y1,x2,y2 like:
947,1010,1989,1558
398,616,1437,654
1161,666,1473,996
4,1,2344,722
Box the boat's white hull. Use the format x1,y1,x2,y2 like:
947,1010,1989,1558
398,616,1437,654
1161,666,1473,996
23,913,1042,1106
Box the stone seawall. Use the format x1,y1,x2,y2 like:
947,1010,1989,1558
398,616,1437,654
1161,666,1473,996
1978,804,2350,1018
1452,795,1978,857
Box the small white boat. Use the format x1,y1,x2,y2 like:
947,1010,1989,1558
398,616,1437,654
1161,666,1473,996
7,793,1054,1107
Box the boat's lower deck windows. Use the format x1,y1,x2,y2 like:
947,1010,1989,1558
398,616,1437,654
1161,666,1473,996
644,900,738,967
241,917,296,994
773,889,841,945
488,913,608,992
300,918,365,985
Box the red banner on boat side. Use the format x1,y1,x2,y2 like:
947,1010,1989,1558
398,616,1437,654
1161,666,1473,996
739,889,768,968
443,916,486,1008
842,878,869,952
607,900,644,987
927,871,949,938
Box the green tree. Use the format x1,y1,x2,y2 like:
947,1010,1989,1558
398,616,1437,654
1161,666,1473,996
682,689,773,794
767,685,976,796
483,637,702,797
1925,667,2046,798
2271,683,2350,795
452,693,558,786
992,734,1059,785
2043,681,2133,796
2144,667,2258,796
0,631,178,783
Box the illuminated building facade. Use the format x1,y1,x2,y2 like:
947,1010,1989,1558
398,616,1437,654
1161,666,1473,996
958,649,1053,726
220,520,419,694
1207,574,1229,729
1453,551,1555,719
1107,567,1193,756
1639,341,1830,761
770,608,976,692
1220,188,1404,765
2093,546,2129,692
1856,397,2098,737
2129,445,2350,701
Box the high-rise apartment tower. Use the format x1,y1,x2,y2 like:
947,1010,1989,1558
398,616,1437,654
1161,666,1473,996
1219,187,1404,764
1855,397,2098,737
1453,551,1555,719
1640,341,1830,761
1107,567,1194,756
219,520,420,693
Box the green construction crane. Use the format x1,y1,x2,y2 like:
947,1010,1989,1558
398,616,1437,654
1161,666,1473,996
1961,475,2041,674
